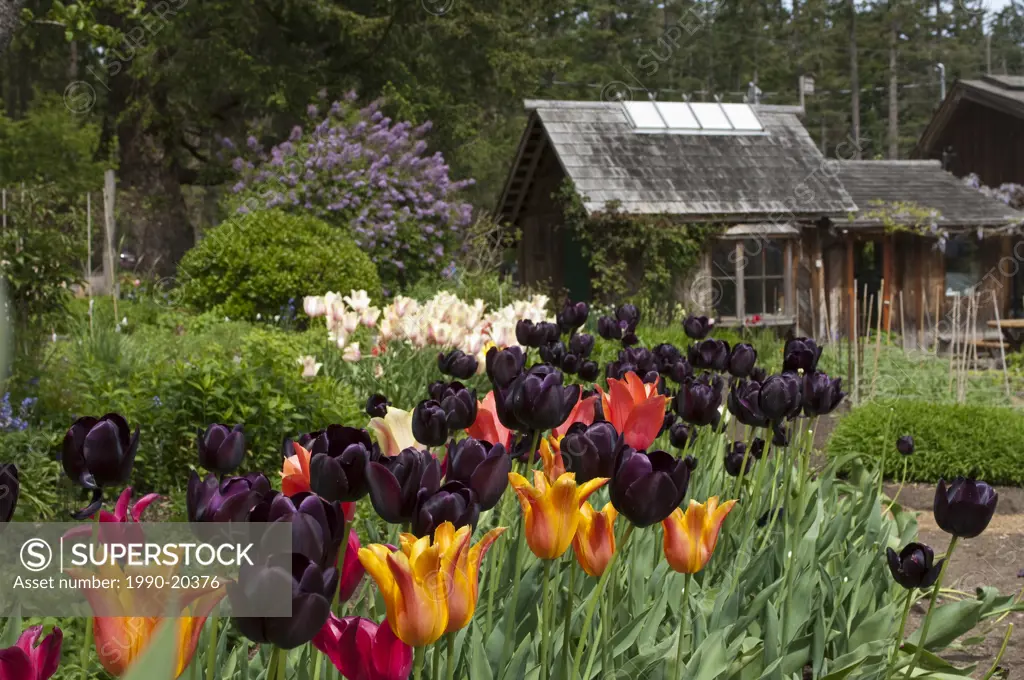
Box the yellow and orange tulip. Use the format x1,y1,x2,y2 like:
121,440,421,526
508,470,608,560
661,496,737,574
538,435,567,482
281,441,311,496
596,371,668,451
572,501,618,578
432,523,507,633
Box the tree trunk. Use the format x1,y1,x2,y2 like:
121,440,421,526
849,0,861,158
888,16,899,159
0,0,25,57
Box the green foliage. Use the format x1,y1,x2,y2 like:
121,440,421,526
178,209,380,320
0,427,63,521
828,399,1024,484
559,179,721,312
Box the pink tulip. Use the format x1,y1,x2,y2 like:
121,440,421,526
0,625,62,680
313,615,412,680
337,529,365,602
99,487,161,523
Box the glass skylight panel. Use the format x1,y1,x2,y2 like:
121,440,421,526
655,102,700,130
721,103,764,131
623,101,666,129
689,103,733,130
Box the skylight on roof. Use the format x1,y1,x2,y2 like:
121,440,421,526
622,101,765,135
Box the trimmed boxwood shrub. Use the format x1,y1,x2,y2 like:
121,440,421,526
827,400,1024,484
179,209,381,319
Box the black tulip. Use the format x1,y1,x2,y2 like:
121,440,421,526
503,366,580,432
771,422,789,447
802,372,846,416
444,438,511,510
724,443,755,477
560,421,622,483
667,359,694,384
569,333,595,358
285,431,323,459
759,373,803,421
248,492,347,570
728,344,758,378
412,400,449,447
198,423,246,475
688,339,730,372
597,316,621,340
652,343,683,371
682,315,715,340
783,337,823,374
365,394,390,419
438,350,479,380
661,411,677,436
539,341,567,367
365,448,442,524
578,360,600,382
727,379,770,428
609,447,696,527
561,354,581,374
897,435,915,456
933,478,998,539
621,331,640,347
187,471,272,523
616,304,640,330
557,301,590,334
412,481,480,538
486,346,526,388
0,463,18,523
436,382,478,432
668,421,695,450
62,413,140,519
750,366,768,383
306,425,379,503
674,373,724,427
886,543,944,590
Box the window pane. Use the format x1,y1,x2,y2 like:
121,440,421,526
944,234,980,296
764,241,784,276
743,239,763,276
745,279,764,315
711,241,735,278
765,278,785,315
714,277,737,317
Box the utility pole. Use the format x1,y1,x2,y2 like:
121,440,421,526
888,11,899,159
849,0,861,158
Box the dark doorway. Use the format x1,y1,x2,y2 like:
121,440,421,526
853,239,884,336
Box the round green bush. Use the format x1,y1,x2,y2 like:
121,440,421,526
178,209,381,319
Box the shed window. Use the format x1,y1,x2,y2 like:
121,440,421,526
709,238,793,322
944,234,981,296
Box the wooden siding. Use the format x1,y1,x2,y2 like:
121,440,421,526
921,99,1024,186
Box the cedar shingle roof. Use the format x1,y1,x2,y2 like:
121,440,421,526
837,160,1023,228
496,99,856,224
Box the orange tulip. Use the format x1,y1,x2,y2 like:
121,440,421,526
572,501,618,577
281,441,311,496
466,391,513,448
508,470,608,560
552,394,598,438
432,523,507,633
538,435,566,482
596,371,668,451
358,533,449,646
661,497,737,574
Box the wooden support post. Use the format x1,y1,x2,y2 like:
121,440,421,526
870,280,884,400
899,291,906,351
993,290,1011,400
102,170,117,321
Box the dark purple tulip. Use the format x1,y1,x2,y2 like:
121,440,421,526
771,422,789,447
616,304,640,330
783,337,823,374
427,381,446,402
597,316,621,340
198,423,246,475
62,413,140,518
668,421,695,450
365,448,442,524
486,346,526,388
248,492,346,570
0,463,18,523
230,553,337,649
727,379,770,428
661,411,677,436
724,439,766,477
621,347,658,374
759,373,803,421
187,471,273,523
504,366,580,432
561,421,622,483
437,382,478,432
674,373,724,427
609,447,696,527
897,436,915,456
802,372,846,416
437,350,479,380
683,315,715,340
557,301,590,334
569,333,595,358
886,543,943,590
412,400,449,447
688,339,730,372
933,478,998,538
365,394,390,418
652,343,683,371
578,360,600,382
285,430,323,459
667,359,694,384
605,360,637,381
306,425,378,503
728,344,757,379
561,354,581,374
750,366,768,383
621,331,640,347
411,481,480,538
539,341,567,367
444,438,511,510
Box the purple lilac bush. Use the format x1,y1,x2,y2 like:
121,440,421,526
228,92,475,292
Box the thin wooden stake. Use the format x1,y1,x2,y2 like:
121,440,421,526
993,290,1011,400
853,290,859,404
102,170,118,323
86,193,93,296
1,189,6,228
885,292,894,346
920,286,929,351
899,291,907,351
948,294,959,399
870,279,885,400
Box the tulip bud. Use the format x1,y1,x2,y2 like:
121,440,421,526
802,371,846,416
682,315,714,340
557,301,590,334
661,411,677,436
688,339,730,372
578,360,600,382
412,400,449,447
750,366,768,383
569,333,595,358
438,349,479,380
313,616,413,680
365,394,390,419
759,373,802,421
668,421,695,450
539,341,567,367
516,319,555,348
485,346,526,388
727,343,757,378
783,337,822,374
933,478,998,538
411,481,480,538
616,304,640,329
886,543,943,590
444,438,511,510
897,435,915,456
197,423,246,475
0,625,63,680
561,354,581,374
724,439,764,477
674,373,724,427
62,413,140,519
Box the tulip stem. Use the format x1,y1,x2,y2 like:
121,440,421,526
674,573,692,676
413,645,426,680
902,535,958,680
885,589,914,678
205,610,220,680
312,649,324,680
571,524,635,680
446,633,456,680
562,559,575,680
80,616,93,680
540,559,554,680
334,519,351,616
431,640,440,680
502,430,542,666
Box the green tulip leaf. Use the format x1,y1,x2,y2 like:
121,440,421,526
120,620,181,680
907,597,986,650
